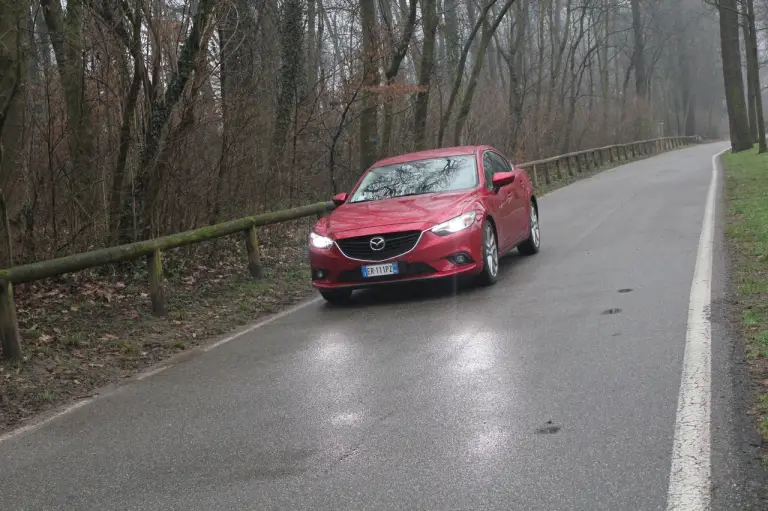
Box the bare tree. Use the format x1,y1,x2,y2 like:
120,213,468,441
716,0,752,151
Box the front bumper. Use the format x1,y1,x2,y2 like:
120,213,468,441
309,224,484,290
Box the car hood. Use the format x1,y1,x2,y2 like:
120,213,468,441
317,190,478,239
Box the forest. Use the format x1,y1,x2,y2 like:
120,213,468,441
0,0,727,268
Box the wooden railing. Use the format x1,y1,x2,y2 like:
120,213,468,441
0,135,701,359
517,135,702,186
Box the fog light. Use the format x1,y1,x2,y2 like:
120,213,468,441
448,253,473,265
312,269,328,280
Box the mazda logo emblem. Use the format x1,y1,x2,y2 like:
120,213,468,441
369,236,386,251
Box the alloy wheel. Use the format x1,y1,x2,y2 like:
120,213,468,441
530,205,540,248
485,224,498,277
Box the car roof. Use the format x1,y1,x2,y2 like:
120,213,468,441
372,146,492,168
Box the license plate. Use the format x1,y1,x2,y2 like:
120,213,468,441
362,262,399,278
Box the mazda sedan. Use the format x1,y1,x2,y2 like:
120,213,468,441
308,146,540,303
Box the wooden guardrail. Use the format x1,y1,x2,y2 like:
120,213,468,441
0,135,700,359
517,135,701,186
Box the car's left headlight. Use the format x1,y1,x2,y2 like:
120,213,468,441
309,231,334,249
430,211,477,236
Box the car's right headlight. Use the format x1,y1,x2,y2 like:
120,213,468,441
430,212,477,236
309,231,334,250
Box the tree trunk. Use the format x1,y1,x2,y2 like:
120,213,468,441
717,0,752,152
437,0,501,146
629,0,646,99
135,0,218,239
40,0,96,214
268,0,305,173
444,0,460,81
306,0,318,99
0,0,30,266
453,0,517,146
381,0,418,159
359,0,379,168
506,0,528,155
745,0,767,152
413,0,439,150
741,16,757,142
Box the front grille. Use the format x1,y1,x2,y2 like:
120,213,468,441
337,262,437,283
336,231,422,261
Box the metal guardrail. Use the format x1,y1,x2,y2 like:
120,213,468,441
0,135,701,359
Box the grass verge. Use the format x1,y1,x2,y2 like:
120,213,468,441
722,147,768,445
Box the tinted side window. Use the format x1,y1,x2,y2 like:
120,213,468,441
482,152,496,188
483,151,507,188
488,152,511,172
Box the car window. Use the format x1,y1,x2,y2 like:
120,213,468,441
483,151,508,189
489,151,512,172
348,155,478,203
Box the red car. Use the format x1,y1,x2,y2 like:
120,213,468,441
308,146,540,303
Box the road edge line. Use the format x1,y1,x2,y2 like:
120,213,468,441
0,295,322,444
666,147,728,510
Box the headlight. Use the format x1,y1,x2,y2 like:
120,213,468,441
430,212,477,236
309,232,334,249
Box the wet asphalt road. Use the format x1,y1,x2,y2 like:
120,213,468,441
0,142,754,510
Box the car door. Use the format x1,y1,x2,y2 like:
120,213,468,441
482,150,515,249
494,152,529,242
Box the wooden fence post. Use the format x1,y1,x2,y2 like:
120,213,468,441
148,249,168,316
531,164,539,186
555,159,563,180
245,225,263,279
0,279,22,360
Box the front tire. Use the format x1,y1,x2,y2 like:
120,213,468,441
477,220,499,286
320,289,353,304
518,201,540,256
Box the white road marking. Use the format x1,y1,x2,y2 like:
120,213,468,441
666,147,728,510
0,398,94,444
0,296,322,444
202,296,322,352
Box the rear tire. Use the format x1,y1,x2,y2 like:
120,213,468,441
320,289,353,304
518,201,540,256
477,220,499,286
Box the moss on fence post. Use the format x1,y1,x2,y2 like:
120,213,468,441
245,225,263,279
148,249,168,316
0,279,22,360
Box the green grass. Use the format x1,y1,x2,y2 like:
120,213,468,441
722,146,768,442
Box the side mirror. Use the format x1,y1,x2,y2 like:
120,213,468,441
332,192,348,206
491,172,515,189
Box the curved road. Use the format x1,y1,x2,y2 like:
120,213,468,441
1,142,765,510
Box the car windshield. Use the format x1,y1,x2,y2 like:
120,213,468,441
348,155,478,203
